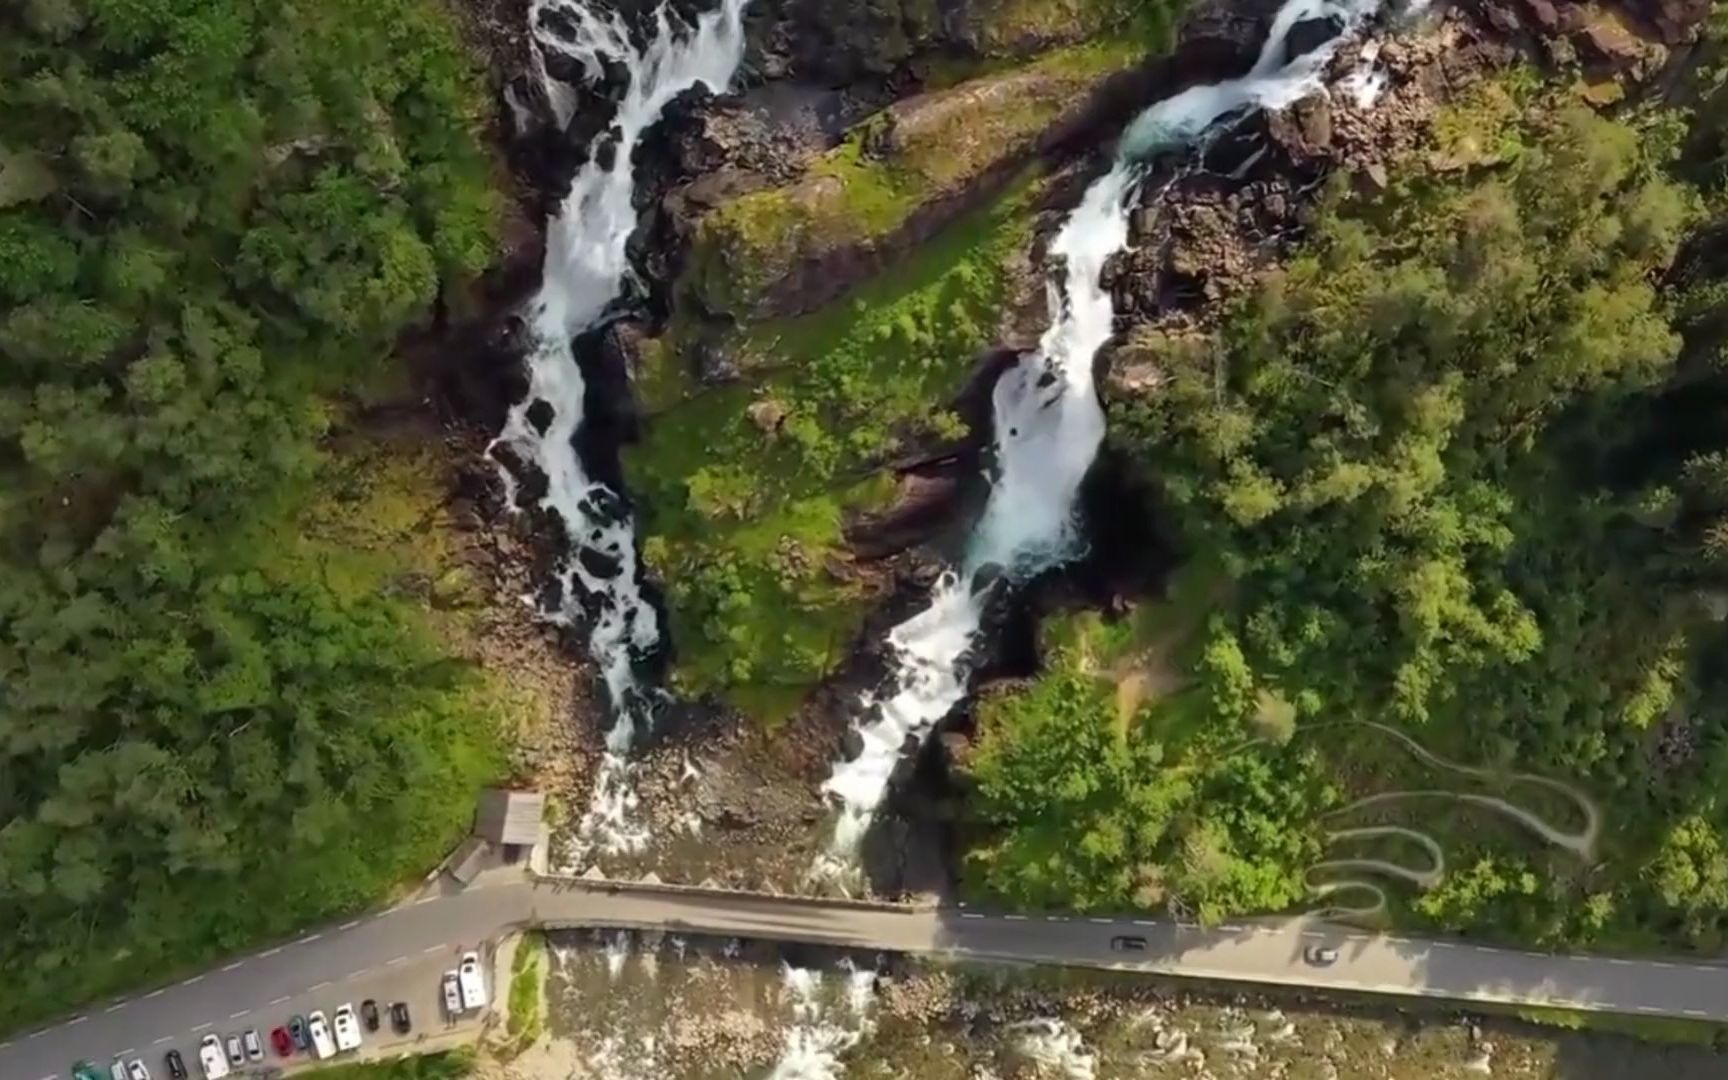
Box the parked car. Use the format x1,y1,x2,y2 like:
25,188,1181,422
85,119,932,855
360,998,381,1032
332,1003,363,1052
306,1010,337,1060
270,1026,293,1058
458,950,488,1010
110,1059,127,1080
163,1049,187,1080
441,971,463,1017
1109,935,1148,952
126,1059,151,1080
1304,945,1339,966
72,1062,105,1080
391,1001,412,1035
240,1029,263,1062
288,1014,309,1052
196,1035,229,1079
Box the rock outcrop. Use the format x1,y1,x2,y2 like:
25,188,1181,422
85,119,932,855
677,0,1291,321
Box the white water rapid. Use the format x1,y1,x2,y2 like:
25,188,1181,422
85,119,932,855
818,0,1383,871
490,0,749,861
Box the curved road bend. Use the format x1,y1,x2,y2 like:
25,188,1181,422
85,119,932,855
7,875,1728,1079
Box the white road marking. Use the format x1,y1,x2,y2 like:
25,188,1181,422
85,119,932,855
309,981,331,992
116,1048,135,1056
1045,916,1068,922
1088,918,1113,925
415,895,439,906
154,1036,173,1046
1133,920,1158,927
300,933,323,944
181,975,204,987
26,1029,50,1040
270,996,291,1006
1636,1006,1666,1014
144,989,165,1000
1004,915,1028,921
341,920,361,930
961,913,983,919
345,970,368,981
105,1002,127,1013
191,1023,213,1033
1608,958,1633,966
1685,1009,1710,1017
423,944,444,954
221,961,244,972
37,1072,59,1080
386,955,409,966
229,1010,250,1020
66,1016,87,1027
1218,924,1245,932
260,947,283,958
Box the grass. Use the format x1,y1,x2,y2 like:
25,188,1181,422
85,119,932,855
1505,1004,1728,1049
630,175,1042,719
504,931,547,1050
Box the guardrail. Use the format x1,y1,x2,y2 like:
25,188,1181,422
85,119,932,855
529,870,937,913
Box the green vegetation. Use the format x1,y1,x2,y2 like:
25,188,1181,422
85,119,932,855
685,31,1163,319
636,180,1038,718
968,79,1728,948
0,0,502,1030
504,931,547,1051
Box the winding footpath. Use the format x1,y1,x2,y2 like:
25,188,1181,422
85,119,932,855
6,868,1728,1079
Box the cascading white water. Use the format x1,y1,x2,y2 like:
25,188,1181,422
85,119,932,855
490,0,749,861
817,0,1384,869
766,963,880,1080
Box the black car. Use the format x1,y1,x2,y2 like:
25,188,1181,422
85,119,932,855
390,1001,412,1035
162,1050,187,1080
360,999,381,1032
1109,935,1149,952
288,1014,309,1051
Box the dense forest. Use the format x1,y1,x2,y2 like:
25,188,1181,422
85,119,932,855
965,45,1728,952
0,0,503,1026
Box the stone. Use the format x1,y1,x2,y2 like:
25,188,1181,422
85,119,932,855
1284,14,1346,63
1265,93,1333,163
746,398,788,434
1572,12,1657,74
695,337,740,384
1621,0,1711,42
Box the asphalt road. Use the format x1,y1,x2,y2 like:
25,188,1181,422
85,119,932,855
8,872,1728,1079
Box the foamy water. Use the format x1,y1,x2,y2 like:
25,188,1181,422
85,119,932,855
490,0,749,863
817,0,1388,872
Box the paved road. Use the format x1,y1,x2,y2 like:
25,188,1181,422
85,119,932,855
7,872,1728,1079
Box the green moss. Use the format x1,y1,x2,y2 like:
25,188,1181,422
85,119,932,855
632,178,1040,718
504,932,547,1052
686,36,1152,318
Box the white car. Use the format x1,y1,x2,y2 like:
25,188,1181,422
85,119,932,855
242,1028,263,1062
126,1061,151,1080
332,1002,363,1052
458,950,487,1010
441,970,463,1016
306,1010,337,1059
109,1061,126,1080
197,1035,230,1079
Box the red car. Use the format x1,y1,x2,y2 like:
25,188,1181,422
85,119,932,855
270,1026,294,1058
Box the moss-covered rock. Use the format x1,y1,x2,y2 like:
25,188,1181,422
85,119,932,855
685,37,1152,320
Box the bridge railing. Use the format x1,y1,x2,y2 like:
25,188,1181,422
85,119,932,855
528,870,936,912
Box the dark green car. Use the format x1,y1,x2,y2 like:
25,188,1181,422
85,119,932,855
71,1063,105,1080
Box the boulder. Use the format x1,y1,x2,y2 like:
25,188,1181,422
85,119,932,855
1284,14,1346,63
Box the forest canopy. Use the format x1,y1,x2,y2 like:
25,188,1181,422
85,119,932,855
0,0,501,1026
968,86,1728,950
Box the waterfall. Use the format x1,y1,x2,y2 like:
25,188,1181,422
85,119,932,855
489,0,750,862
817,0,1384,871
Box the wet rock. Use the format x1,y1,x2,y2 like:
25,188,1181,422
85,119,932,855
525,398,556,437
1179,0,1289,71
579,546,622,581
599,319,652,383
1265,94,1333,163
695,337,741,384
1284,14,1346,62
1571,10,1662,74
